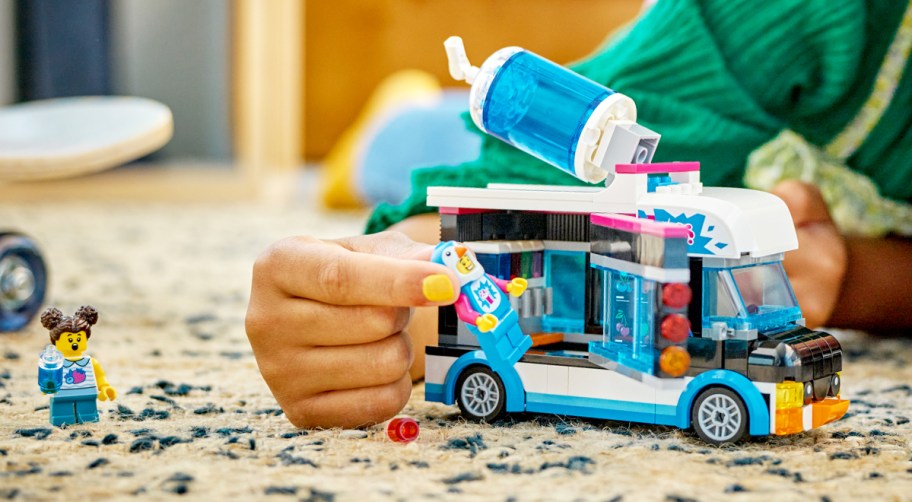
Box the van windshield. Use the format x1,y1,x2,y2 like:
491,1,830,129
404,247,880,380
730,262,798,314
731,262,798,315
703,261,802,332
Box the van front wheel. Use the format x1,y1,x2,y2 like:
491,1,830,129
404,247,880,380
691,387,748,446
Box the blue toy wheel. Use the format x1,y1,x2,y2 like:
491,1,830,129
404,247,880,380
0,233,48,332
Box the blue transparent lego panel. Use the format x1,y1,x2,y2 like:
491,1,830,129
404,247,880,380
731,264,798,311
476,253,511,280
544,350,589,359
592,269,657,375
702,269,740,329
499,253,512,279
482,50,613,177
542,250,586,332
476,253,496,276
664,236,689,269
703,262,802,332
730,263,803,331
477,250,543,281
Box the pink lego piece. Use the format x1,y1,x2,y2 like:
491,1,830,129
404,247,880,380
438,207,494,215
615,162,700,174
590,213,690,239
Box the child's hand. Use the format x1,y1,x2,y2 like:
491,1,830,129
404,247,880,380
245,231,458,429
771,180,848,328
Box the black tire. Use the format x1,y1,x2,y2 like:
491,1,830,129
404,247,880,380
0,233,48,332
455,365,507,423
691,386,749,446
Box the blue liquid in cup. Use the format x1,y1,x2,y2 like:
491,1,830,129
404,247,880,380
38,366,62,393
482,51,613,177
38,345,63,394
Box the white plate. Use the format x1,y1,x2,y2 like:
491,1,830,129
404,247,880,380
0,96,173,181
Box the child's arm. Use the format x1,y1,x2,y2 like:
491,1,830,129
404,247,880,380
832,237,912,330
772,180,912,330
245,227,458,429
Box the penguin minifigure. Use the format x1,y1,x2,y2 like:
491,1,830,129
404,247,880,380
431,241,532,371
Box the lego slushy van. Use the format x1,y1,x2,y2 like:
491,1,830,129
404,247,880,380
423,38,849,445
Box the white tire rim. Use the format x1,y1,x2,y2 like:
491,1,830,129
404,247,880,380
460,372,501,418
0,255,35,311
697,393,743,442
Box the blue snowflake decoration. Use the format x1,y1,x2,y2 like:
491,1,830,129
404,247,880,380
640,209,722,256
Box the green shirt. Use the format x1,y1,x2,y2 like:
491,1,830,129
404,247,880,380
367,0,911,233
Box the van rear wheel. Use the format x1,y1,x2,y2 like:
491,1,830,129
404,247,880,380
456,366,506,423
0,234,47,332
691,387,748,446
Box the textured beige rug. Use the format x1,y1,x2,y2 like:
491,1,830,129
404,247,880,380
1,196,911,501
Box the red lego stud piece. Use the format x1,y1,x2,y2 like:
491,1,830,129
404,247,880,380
660,313,690,343
662,283,691,309
387,417,419,443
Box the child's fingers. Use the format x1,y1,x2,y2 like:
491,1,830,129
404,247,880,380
247,297,411,347
255,236,457,307
263,332,413,397
281,374,414,429
332,230,435,260
781,222,847,328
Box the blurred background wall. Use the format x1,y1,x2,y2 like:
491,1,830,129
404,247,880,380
0,0,14,106
6,0,231,161
111,0,232,160
2,0,641,169
303,0,643,160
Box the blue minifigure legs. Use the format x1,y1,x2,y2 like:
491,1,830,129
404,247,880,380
49,394,99,426
49,395,76,426
75,396,99,422
470,310,532,373
501,314,533,363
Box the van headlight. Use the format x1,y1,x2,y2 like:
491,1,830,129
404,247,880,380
775,381,804,410
831,372,841,397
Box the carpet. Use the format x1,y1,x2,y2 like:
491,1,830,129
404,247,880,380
1,197,911,501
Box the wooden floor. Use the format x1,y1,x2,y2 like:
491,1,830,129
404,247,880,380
0,162,308,203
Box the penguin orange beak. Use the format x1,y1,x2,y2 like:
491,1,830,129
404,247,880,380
455,246,467,258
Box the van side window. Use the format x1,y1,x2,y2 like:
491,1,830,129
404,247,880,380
703,269,738,320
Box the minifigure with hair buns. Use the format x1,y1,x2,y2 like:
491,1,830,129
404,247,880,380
38,305,116,426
